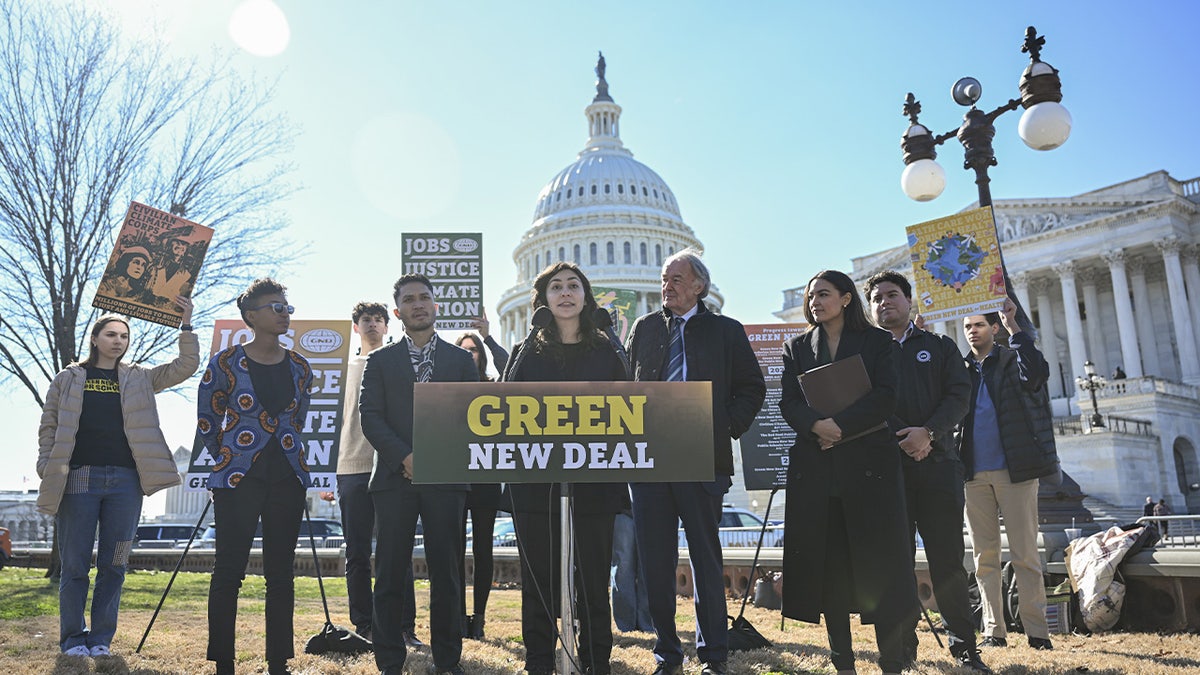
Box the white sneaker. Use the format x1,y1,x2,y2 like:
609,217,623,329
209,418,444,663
89,645,111,657
63,645,90,657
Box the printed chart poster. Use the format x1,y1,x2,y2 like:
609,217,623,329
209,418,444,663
740,323,808,491
906,206,1007,324
401,233,483,331
184,319,353,492
412,381,714,484
93,201,214,328
592,286,638,344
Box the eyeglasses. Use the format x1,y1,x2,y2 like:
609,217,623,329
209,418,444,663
248,302,294,315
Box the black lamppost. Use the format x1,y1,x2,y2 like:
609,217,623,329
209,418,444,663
899,26,1072,336
1076,360,1106,428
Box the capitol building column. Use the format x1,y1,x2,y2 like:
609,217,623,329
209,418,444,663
1053,261,1088,385
1011,272,1033,326
1127,256,1162,377
1102,249,1144,378
1078,266,1109,378
1030,276,1063,398
1182,245,1200,353
1156,237,1200,383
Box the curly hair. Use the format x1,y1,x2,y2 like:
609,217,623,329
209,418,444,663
236,278,287,325
352,301,389,325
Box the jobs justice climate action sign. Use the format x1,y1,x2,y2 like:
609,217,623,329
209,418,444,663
400,233,483,330
411,381,714,484
184,319,353,491
739,323,808,490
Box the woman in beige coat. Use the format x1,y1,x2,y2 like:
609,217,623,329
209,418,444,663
37,298,200,658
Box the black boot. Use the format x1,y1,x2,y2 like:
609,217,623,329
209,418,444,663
469,614,485,640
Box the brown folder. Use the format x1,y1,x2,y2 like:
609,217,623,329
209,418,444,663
799,353,887,446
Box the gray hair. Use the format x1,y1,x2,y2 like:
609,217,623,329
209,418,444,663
662,248,710,300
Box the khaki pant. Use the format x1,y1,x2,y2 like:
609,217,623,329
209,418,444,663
964,469,1049,639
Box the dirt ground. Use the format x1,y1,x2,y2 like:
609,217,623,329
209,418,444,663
1,573,1197,674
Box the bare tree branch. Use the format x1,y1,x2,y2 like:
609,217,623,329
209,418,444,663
0,0,298,405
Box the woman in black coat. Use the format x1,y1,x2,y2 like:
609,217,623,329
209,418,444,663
779,270,918,675
504,261,629,675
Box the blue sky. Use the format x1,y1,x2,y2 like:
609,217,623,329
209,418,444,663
4,0,1199,494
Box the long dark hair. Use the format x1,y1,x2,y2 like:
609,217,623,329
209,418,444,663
803,269,872,332
78,315,131,368
456,332,491,381
530,262,607,353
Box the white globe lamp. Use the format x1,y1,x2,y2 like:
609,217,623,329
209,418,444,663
901,158,946,202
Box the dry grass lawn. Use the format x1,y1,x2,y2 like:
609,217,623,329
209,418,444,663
0,568,1197,674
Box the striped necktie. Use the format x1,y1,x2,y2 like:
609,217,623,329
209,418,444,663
666,315,685,382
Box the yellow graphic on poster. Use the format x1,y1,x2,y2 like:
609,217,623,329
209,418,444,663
906,206,1007,323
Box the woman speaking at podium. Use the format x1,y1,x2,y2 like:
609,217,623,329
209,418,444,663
504,262,628,675
778,270,917,675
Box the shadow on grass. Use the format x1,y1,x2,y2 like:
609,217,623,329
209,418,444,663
1091,648,1200,671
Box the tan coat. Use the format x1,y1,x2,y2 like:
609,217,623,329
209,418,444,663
36,331,200,515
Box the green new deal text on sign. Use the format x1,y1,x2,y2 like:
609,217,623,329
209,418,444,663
412,381,714,484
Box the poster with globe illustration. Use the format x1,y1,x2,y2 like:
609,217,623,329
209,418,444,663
906,206,1007,323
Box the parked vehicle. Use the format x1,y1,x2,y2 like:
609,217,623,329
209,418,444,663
134,523,206,547
465,517,517,548
679,506,785,548
0,526,11,570
192,518,343,548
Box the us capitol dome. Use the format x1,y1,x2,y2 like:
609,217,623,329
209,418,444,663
496,53,721,346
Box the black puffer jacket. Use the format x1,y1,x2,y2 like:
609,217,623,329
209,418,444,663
957,331,1060,483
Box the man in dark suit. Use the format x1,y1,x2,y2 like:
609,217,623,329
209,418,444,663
360,273,477,675
625,250,766,675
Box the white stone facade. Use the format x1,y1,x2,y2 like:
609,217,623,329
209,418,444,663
0,490,53,542
777,170,1200,514
497,68,721,349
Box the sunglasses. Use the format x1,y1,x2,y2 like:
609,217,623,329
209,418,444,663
248,302,295,315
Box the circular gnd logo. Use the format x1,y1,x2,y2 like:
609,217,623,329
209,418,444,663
300,328,344,354
916,350,932,363
452,237,478,253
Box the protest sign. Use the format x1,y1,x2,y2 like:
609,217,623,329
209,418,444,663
184,319,353,491
412,381,714,484
401,233,483,330
592,286,638,344
739,323,807,490
92,201,214,327
906,205,1007,323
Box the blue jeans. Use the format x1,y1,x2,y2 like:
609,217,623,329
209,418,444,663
57,465,143,651
611,512,653,632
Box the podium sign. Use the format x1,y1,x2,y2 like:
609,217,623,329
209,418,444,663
412,381,714,484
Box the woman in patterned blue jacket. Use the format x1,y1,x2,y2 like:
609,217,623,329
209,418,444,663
197,278,312,675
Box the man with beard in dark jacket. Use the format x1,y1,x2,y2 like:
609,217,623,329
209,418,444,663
866,271,990,673
960,300,1060,652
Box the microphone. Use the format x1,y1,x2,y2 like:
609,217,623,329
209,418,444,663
502,306,553,381
593,306,631,379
